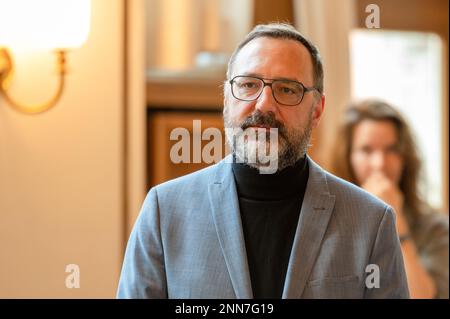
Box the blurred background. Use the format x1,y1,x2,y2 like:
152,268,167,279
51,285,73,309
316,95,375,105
0,0,448,298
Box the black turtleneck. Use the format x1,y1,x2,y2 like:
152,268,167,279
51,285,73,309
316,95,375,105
232,157,309,299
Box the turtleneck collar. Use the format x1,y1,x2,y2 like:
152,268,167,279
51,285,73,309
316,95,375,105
232,156,309,201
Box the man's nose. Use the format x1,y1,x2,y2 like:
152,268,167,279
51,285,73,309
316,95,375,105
254,85,278,113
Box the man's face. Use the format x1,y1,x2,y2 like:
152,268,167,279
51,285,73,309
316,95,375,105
223,37,324,171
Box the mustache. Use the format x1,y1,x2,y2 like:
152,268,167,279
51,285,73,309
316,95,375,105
240,111,287,138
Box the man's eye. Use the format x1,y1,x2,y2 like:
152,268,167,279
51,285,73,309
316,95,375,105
239,82,257,89
280,87,295,95
276,83,300,95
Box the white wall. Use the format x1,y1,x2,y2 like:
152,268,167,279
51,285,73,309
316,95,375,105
0,0,132,298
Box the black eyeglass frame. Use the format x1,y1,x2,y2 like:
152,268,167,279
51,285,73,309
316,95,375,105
228,75,320,106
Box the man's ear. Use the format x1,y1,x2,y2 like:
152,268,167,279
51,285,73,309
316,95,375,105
223,82,230,108
311,94,325,128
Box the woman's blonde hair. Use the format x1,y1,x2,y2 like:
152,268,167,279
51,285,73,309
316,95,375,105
328,99,424,219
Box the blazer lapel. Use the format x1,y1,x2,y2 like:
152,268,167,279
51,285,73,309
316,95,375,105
208,156,253,299
282,157,336,298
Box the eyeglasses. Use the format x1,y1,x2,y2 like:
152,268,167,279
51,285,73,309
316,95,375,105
229,75,319,106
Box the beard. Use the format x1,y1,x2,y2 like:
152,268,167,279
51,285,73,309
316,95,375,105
223,106,314,172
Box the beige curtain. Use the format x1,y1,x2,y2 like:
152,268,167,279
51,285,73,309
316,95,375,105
293,0,356,168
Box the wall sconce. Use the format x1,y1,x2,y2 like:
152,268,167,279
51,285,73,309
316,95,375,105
0,0,91,114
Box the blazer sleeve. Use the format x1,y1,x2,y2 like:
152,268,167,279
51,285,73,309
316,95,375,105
418,212,449,299
364,206,410,299
116,188,168,298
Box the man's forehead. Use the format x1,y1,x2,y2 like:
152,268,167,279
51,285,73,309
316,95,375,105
232,37,314,81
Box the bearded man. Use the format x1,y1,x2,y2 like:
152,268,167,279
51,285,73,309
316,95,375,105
117,23,409,299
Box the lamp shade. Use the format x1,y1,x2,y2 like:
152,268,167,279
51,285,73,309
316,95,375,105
0,0,91,50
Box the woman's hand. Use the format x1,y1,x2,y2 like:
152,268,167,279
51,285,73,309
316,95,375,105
361,171,409,236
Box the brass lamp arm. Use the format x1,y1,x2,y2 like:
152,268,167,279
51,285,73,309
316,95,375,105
0,48,67,114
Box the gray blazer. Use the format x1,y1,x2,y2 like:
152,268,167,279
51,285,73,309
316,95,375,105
117,156,409,298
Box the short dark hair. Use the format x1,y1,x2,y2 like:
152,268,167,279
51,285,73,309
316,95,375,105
226,23,324,93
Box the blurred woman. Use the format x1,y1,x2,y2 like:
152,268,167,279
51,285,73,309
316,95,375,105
329,99,449,298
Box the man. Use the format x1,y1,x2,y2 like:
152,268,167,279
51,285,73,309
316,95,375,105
117,23,409,298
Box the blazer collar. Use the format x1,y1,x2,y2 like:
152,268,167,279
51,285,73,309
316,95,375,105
282,157,336,298
208,155,253,298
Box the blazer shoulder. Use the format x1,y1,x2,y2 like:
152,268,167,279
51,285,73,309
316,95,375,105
152,161,222,196
323,170,391,213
